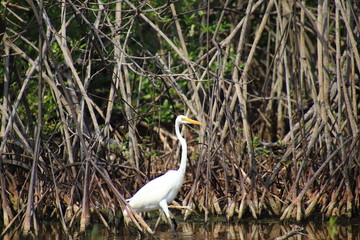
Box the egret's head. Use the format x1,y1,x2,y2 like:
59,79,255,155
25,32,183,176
176,115,202,125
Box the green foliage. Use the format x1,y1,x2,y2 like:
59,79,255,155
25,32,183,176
252,136,261,147
326,217,339,238
15,79,59,135
253,136,271,156
161,99,174,123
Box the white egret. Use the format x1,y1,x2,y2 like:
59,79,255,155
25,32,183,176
123,115,202,236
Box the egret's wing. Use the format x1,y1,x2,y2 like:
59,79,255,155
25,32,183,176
128,170,182,211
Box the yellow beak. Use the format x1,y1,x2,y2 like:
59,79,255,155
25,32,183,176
184,117,202,125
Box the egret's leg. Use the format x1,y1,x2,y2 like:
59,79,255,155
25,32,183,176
159,200,178,237
154,209,163,231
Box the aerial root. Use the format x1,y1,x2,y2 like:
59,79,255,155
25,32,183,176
268,197,281,216
237,194,247,219
296,201,303,222
345,188,354,218
280,203,295,221
226,198,237,220
183,202,195,220
248,199,258,219
212,195,222,215
304,192,320,218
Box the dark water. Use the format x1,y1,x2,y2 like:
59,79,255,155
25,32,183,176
4,217,360,239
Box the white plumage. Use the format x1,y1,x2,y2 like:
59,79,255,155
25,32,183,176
123,115,202,236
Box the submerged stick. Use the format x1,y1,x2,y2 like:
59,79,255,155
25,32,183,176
274,226,304,240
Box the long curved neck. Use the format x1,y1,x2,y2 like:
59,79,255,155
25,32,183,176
175,123,187,175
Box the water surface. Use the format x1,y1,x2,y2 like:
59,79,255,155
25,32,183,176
4,217,360,239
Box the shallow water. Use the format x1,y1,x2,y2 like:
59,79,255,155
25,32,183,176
4,217,360,239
